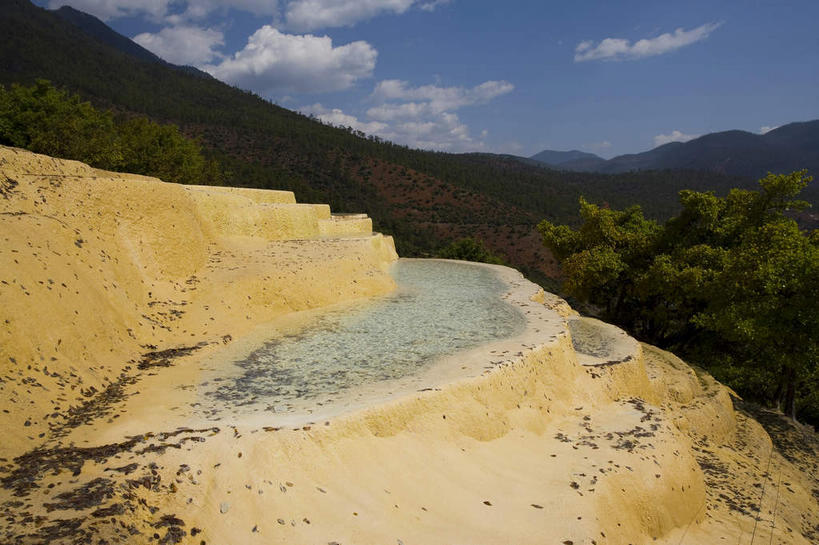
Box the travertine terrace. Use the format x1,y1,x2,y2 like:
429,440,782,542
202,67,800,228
0,147,816,545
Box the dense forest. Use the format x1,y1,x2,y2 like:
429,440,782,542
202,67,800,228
540,172,818,424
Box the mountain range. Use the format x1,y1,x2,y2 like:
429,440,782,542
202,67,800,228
530,122,819,179
1,0,816,284
529,149,603,167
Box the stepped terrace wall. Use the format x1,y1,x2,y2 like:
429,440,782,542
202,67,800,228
0,145,397,459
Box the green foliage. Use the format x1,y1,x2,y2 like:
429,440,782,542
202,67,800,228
693,217,818,419
0,80,219,185
437,238,505,265
0,80,121,168
116,117,218,185
540,199,660,314
540,171,818,422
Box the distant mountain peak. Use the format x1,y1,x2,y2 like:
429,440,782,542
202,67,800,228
529,149,603,167
531,121,819,179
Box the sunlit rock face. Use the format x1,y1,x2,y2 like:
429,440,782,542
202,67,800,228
0,144,397,459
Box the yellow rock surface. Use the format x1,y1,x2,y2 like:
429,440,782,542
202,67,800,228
318,214,374,237
0,146,816,545
0,145,397,460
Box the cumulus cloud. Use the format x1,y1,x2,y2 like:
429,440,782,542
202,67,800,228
759,125,780,134
301,103,480,151
383,111,477,151
205,26,377,94
300,103,388,134
133,25,224,65
575,22,722,62
307,79,510,151
284,0,416,31
654,130,700,147
368,79,514,119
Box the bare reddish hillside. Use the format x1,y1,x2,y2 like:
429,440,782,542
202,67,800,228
356,158,560,279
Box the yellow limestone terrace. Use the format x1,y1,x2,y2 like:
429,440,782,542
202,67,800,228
0,145,397,460
0,147,816,545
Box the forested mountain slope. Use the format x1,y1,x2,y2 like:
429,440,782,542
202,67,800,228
1,0,803,280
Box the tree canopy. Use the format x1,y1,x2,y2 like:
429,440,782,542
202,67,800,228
0,80,220,185
539,171,818,422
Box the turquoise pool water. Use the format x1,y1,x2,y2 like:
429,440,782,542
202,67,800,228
204,260,526,414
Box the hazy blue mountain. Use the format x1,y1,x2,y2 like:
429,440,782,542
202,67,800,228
529,149,604,168
543,122,819,179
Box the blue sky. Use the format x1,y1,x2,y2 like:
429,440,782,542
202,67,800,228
35,0,819,157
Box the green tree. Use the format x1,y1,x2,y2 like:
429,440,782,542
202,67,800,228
539,198,660,317
539,171,818,421
438,237,505,265
694,219,818,418
0,81,220,185
117,116,215,185
0,79,121,168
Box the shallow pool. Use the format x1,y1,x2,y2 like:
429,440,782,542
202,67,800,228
204,259,526,414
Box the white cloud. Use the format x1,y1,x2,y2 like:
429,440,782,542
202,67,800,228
309,79,511,151
133,26,224,65
47,0,172,20
165,0,278,24
366,101,430,121
653,130,700,147
284,0,416,31
354,79,513,150
51,0,446,29
419,0,452,11
301,103,481,151
205,26,377,95
385,111,477,151
759,125,779,134
300,103,388,134
575,22,722,62
368,79,514,118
